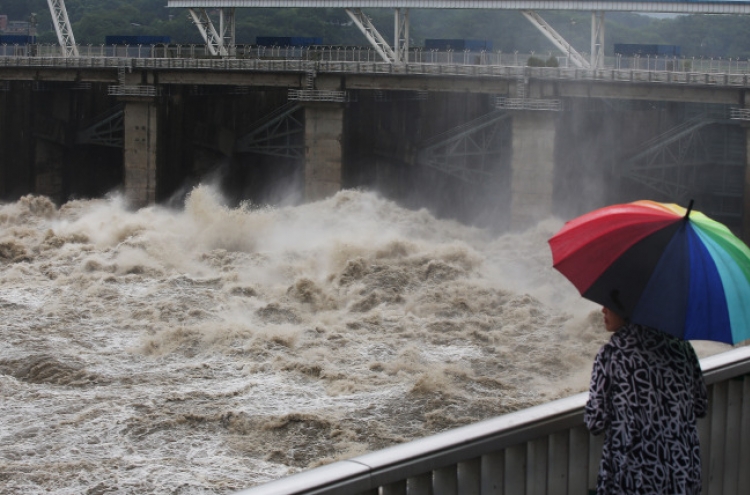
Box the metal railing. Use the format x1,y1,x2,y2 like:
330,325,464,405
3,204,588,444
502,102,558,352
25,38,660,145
288,89,348,102
6,43,750,75
2,52,750,91
107,85,160,97
232,346,750,495
495,96,563,111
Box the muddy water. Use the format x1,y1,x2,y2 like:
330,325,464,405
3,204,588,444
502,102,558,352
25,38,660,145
0,188,730,494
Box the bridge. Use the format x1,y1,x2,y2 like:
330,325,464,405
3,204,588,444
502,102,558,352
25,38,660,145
0,2,745,237
165,0,750,67
5,8,746,491
1,45,748,235
43,0,750,67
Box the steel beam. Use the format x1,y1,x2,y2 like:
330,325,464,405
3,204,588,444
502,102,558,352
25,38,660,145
167,1,750,15
591,11,605,69
345,8,398,63
235,102,304,157
621,114,745,215
520,10,589,69
77,106,125,148
47,0,79,57
417,110,511,184
394,9,409,63
188,7,235,56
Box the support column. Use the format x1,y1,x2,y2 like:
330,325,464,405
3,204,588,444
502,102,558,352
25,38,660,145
509,111,558,230
122,97,158,207
303,103,344,201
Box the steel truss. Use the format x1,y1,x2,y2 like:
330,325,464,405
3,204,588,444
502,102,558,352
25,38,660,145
235,102,304,158
417,110,511,184
520,10,590,69
178,6,598,67
520,9,605,68
621,114,745,219
77,105,125,148
188,7,236,57
47,0,79,57
345,8,409,63
590,11,605,69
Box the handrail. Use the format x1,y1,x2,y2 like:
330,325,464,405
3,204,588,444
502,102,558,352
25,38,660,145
1,55,750,92
2,45,750,91
233,345,750,494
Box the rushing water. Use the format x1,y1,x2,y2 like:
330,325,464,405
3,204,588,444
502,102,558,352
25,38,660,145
0,187,730,494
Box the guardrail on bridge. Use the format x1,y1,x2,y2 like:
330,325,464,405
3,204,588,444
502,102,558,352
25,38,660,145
232,346,750,495
2,55,750,91
3,43,750,75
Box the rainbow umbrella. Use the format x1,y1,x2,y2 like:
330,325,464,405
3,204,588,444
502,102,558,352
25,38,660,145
548,200,750,344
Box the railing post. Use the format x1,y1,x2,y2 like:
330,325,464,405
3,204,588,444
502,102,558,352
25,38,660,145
548,431,569,495
457,458,481,495
739,375,750,493
481,451,504,495
568,425,590,494
408,473,432,495
504,444,526,493
527,437,548,495
381,480,407,495
708,381,729,494
434,466,457,495
723,377,744,493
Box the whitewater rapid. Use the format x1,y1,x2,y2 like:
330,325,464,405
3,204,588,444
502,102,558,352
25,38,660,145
0,187,730,494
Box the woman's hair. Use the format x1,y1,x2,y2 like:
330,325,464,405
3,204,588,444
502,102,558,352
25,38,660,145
608,289,629,321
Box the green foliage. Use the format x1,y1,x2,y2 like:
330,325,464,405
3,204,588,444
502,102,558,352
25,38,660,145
527,55,560,67
4,2,750,58
526,55,545,67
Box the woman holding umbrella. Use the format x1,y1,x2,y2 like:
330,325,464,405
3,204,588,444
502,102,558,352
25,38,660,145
549,200,750,494
585,304,707,494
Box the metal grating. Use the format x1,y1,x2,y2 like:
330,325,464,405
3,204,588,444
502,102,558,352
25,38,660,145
287,89,347,102
494,96,562,111
108,85,160,97
730,108,750,121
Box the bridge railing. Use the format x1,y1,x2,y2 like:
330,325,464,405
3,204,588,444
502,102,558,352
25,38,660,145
230,346,750,495
4,43,750,75
3,45,750,90
3,55,750,90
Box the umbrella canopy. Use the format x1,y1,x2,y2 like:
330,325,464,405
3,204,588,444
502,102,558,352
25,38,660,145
548,200,750,345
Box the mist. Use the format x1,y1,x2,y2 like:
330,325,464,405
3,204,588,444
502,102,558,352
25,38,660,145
0,132,734,495
0,186,688,493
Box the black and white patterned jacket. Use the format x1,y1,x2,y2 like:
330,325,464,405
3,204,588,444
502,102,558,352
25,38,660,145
585,323,708,495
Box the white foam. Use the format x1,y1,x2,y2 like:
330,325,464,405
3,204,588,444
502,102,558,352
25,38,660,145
0,188,731,493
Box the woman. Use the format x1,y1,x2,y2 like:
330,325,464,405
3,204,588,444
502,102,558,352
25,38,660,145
585,306,708,495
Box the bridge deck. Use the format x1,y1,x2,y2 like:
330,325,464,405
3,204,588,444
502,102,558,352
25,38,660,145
167,0,750,14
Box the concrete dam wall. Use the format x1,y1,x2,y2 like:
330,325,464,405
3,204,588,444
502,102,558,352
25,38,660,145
0,82,743,233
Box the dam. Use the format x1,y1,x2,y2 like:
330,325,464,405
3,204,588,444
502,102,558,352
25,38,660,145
0,48,749,237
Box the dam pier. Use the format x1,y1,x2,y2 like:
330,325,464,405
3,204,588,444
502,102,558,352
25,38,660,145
1,53,749,236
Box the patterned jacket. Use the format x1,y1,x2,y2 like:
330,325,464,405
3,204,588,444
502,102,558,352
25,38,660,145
585,323,708,495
